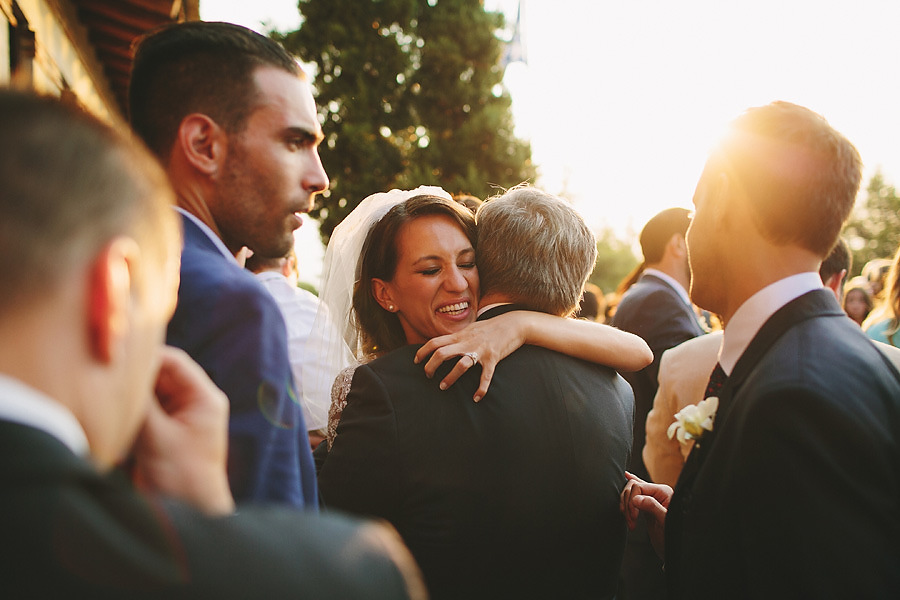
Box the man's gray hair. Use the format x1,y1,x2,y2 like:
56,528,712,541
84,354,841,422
476,186,597,316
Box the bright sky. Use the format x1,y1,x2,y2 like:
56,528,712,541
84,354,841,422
201,0,900,285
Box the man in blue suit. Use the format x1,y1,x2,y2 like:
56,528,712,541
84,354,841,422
611,207,705,599
129,22,329,507
622,102,900,598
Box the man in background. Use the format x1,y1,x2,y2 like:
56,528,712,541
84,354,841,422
611,207,705,599
246,249,329,449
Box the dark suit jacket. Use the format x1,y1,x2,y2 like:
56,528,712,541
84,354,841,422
167,215,316,508
610,272,705,481
0,420,422,599
318,305,635,600
666,290,900,599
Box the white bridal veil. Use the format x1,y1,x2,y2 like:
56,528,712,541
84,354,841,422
301,186,453,427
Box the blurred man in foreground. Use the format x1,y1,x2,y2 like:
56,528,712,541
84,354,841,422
0,90,423,599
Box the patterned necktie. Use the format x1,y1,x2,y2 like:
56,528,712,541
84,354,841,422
704,363,727,399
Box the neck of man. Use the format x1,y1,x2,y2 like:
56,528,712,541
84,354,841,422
175,189,225,247
646,256,690,293
719,242,823,324
478,292,516,315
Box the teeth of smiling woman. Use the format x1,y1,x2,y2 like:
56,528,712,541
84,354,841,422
437,302,468,315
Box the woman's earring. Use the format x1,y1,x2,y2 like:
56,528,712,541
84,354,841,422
388,304,395,312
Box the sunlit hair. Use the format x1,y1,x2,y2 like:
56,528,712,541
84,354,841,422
476,186,597,317
709,101,862,257
0,90,179,314
129,21,303,159
353,195,477,356
877,244,900,339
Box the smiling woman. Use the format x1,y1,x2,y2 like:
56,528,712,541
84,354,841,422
357,196,480,354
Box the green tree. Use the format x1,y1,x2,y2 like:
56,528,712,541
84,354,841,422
588,227,639,296
843,170,900,276
276,0,535,243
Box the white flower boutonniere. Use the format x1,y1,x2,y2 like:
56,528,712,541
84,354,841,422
667,396,719,446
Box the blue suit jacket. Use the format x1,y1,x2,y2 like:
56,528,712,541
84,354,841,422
666,290,900,598
167,215,316,508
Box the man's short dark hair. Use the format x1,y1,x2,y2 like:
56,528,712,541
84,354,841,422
639,207,691,264
129,21,302,159
0,90,178,314
820,237,851,284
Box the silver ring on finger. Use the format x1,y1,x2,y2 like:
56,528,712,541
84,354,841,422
463,351,479,367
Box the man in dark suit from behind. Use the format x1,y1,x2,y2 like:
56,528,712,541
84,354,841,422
611,207,705,600
0,90,424,599
622,101,900,598
128,22,329,507
319,187,635,600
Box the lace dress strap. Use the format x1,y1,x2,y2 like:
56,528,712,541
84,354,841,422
326,364,359,450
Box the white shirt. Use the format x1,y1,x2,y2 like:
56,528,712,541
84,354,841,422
476,302,512,317
719,272,823,375
255,271,328,431
0,374,89,456
643,268,693,308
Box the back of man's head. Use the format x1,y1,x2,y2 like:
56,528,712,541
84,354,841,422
129,21,302,159
820,237,851,286
712,101,861,258
639,207,691,264
0,90,178,315
476,186,597,316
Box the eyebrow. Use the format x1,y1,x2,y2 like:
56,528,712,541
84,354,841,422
285,126,325,145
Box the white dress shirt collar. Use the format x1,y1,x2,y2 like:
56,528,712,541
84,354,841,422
643,268,692,307
175,207,237,264
476,302,512,317
719,272,823,375
0,374,89,456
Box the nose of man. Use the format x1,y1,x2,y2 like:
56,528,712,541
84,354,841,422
302,153,329,201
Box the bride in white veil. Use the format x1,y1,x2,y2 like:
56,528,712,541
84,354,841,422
302,186,450,436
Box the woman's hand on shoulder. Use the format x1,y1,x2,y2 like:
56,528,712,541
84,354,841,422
414,312,532,402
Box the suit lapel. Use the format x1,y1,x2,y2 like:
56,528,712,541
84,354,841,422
667,289,842,589
669,291,843,515
713,289,842,432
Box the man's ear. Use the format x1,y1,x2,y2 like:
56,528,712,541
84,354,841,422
176,114,227,178
823,269,847,299
87,238,139,364
668,233,688,259
371,278,398,312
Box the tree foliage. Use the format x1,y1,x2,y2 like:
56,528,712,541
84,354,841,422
276,0,535,243
843,170,900,276
588,227,639,297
